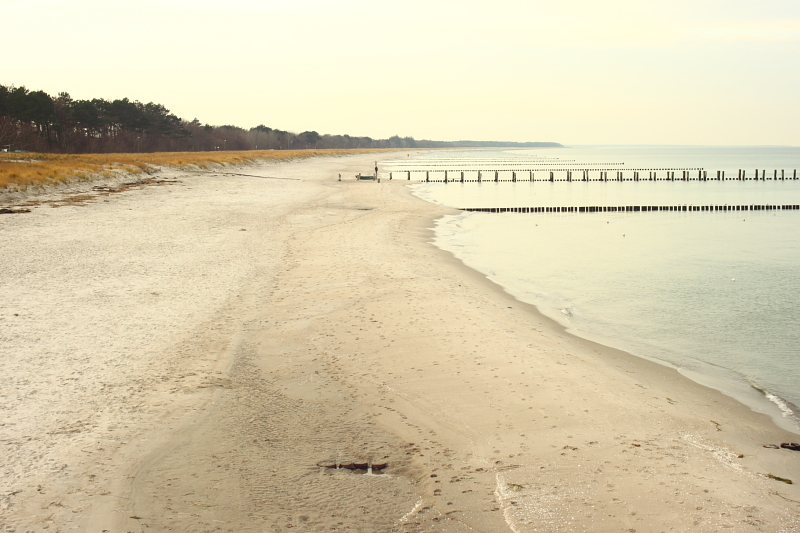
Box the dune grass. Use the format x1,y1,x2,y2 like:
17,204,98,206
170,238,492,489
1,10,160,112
0,149,390,190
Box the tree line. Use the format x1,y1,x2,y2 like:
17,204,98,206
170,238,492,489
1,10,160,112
0,84,559,154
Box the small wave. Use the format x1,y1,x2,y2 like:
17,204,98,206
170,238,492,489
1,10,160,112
750,381,800,429
765,392,800,425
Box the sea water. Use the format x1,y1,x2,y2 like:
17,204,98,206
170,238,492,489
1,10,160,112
384,146,800,433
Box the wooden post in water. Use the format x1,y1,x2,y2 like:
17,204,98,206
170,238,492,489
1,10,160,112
529,170,533,181
513,171,517,182
495,171,498,182
762,169,765,180
781,169,784,180
461,171,464,183
550,171,554,182
774,169,777,180
426,171,429,182
408,171,411,180
478,171,482,183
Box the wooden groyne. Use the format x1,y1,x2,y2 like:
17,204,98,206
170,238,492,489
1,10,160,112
460,204,800,214
388,168,799,182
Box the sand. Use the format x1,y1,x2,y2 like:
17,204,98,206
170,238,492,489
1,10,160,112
1,152,799,533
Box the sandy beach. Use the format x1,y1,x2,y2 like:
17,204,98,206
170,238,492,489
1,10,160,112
1,152,799,533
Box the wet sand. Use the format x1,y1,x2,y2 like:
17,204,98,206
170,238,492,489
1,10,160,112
1,152,799,532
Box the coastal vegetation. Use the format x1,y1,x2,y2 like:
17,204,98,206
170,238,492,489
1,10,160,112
0,149,385,189
0,83,560,154
0,82,560,189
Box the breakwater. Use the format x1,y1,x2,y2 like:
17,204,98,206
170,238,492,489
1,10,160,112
461,204,800,213
389,168,799,182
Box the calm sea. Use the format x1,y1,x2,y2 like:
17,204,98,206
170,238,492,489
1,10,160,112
385,146,800,433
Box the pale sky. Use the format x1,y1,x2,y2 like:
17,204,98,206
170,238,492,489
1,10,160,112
3,0,799,145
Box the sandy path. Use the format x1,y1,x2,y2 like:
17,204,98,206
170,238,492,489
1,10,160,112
2,153,799,532
0,159,340,531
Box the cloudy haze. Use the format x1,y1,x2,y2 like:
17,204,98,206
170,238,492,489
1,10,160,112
4,0,799,144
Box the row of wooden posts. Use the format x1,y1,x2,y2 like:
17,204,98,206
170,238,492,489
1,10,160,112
388,161,620,167
460,204,800,214
387,169,799,182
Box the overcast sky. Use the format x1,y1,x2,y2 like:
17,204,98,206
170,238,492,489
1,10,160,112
3,0,799,145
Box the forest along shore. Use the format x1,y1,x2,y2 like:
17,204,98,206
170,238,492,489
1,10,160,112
1,152,798,533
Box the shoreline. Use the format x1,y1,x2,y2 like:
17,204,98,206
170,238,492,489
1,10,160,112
442,211,800,434
410,183,800,439
419,196,800,437
2,152,799,532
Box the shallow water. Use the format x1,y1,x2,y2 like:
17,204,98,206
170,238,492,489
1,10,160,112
385,146,800,433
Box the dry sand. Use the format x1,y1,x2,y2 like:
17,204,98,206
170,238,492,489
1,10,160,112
1,152,799,533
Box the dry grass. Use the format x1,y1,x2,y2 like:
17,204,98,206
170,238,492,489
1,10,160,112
0,149,390,190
